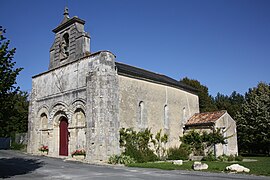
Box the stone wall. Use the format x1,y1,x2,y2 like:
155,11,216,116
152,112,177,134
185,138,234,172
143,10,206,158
28,51,120,163
28,55,89,156
86,51,120,162
118,75,199,147
215,114,238,156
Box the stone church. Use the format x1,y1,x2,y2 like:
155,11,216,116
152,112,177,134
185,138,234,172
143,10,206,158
27,8,237,162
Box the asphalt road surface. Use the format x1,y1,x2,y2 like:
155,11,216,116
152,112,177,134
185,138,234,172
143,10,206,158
0,150,269,180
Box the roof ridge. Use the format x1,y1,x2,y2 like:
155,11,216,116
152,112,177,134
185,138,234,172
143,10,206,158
115,61,198,94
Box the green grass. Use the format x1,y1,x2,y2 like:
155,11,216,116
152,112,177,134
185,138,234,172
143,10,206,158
127,157,270,176
128,161,193,171
238,157,270,176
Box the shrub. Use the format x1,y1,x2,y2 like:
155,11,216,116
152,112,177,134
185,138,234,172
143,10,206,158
228,154,235,161
10,142,26,150
120,128,158,163
108,154,135,165
180,130,204,156
152,129,168,160
218,154,229,162
180,129,229,156
217,154,243,162
202,151,216,161
235,155,243,161
167,146,189,160
108,155,119,164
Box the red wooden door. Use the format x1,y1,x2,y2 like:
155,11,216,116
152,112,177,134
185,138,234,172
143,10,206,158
59,118,68,156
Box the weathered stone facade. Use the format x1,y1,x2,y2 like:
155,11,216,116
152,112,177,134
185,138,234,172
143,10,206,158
118,76,199,147
28,8,238,163
27,49,119,162
28,8,121,162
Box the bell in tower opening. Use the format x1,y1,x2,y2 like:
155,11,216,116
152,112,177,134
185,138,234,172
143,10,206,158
49,7,90,69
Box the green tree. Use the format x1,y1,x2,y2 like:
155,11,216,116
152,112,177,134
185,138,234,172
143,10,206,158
214,91,244,119
9,91,29,134
180,77,217,112
0,26,24,137
228,91,245,118
236,82,270,154
180,129,227,156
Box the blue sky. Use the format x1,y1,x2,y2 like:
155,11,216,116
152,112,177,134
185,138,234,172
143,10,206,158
1,0,269,96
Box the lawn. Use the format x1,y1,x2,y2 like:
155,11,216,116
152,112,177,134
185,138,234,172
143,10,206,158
127,157,270,176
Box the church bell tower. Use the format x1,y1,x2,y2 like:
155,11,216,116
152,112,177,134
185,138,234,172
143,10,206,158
49,7,90,69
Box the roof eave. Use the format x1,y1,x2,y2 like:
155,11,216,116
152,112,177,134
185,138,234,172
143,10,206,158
52,17,85,33
185,122,215,127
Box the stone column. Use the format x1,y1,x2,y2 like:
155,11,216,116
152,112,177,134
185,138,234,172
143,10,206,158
85,51,120,163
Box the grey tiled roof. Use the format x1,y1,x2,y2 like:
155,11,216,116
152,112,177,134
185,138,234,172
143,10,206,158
115,62,198,94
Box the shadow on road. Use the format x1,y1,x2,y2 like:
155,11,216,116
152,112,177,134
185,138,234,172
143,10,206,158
0,157,44,178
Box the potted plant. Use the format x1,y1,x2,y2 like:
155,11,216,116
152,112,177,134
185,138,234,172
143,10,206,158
39,145,49,155
71,149,86,160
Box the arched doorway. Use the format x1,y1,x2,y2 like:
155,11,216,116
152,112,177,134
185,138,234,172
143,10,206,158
59,117,68,156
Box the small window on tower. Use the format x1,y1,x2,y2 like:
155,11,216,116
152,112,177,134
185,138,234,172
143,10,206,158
60,33,69,59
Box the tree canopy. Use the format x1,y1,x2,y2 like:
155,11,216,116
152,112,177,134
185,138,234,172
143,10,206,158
0,26,27,137
236,82,270,154
214,91,244,119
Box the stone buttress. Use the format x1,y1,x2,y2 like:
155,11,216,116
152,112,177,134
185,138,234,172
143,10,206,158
86,51,120,162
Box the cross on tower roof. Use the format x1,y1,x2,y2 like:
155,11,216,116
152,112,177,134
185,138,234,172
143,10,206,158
64,7,69,18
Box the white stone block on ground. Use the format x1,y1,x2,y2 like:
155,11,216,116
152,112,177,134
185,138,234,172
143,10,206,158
226,164,250,173
192,161,208,170
172,160,183,165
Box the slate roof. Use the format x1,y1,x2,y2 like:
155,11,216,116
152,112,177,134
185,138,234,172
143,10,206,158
115,62,198,94
185,110,227,127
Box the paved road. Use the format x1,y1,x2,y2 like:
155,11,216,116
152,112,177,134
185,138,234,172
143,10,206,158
0,150,269,180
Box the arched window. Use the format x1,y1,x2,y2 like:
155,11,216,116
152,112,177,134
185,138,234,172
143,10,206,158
164,105,168,129
183,107,187,124
73,108,86,150
41,113,48,129
40,113,48,147
74,108,86,127
139,101,144,127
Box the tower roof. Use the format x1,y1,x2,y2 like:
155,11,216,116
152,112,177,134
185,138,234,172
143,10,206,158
52,7,85,33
